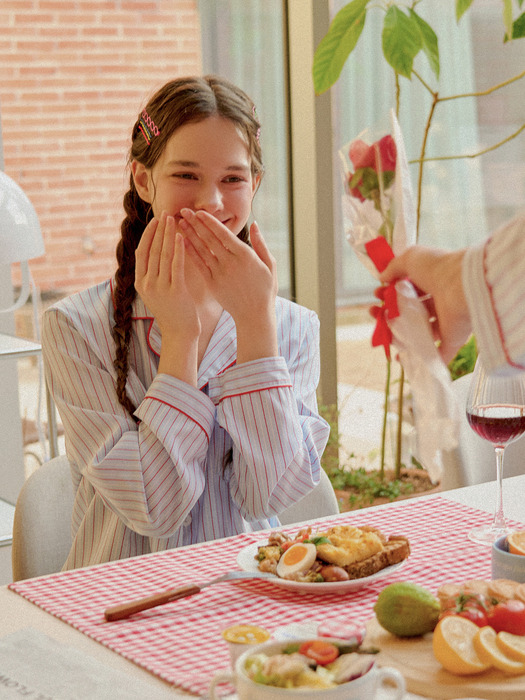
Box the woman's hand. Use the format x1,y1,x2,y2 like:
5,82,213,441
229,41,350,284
135,212,200,384
180,209,278,362
379,245,471,363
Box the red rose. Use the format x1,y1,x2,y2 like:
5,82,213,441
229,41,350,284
375,135,397,173
350,135,397,174
349,139,375,170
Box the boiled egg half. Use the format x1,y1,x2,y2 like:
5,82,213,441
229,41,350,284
276,542,317,578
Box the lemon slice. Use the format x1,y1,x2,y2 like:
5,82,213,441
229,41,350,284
432,616,490,675
508,530,525,556
222,625,270,644
474,626,525,674
496,630,525,661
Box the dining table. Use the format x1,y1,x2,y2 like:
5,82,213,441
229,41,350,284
2,474,525,700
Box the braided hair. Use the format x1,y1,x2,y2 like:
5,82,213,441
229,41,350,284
112,75,264,419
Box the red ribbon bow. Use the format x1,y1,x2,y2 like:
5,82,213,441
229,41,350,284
365,237,399,360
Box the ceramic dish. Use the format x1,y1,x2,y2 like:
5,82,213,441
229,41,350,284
236,543,406,594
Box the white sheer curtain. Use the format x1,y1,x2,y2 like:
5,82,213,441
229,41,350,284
332,0,487,302
198,0,292,297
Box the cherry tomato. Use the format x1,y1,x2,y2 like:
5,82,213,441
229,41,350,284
441,607,488,627
281,537,307,552
487,600,525,635
439,593,489,627
298,640,339,666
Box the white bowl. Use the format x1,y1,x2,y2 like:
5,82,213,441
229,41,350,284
492,535,525,582
209,637,405,700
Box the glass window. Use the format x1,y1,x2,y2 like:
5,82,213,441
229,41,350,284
199,0,292,298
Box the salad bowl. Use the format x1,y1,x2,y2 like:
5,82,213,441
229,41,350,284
208,636,405,699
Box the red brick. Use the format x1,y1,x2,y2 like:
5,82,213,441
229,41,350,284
2,0,200,293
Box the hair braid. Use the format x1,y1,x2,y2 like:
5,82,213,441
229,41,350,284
112,185,151,420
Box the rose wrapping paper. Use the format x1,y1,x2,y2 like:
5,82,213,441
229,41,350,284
340,109,459,483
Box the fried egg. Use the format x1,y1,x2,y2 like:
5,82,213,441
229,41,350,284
276,542,317,578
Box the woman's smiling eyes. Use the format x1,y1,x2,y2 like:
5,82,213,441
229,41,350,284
173,172,197,180
170,171,247,184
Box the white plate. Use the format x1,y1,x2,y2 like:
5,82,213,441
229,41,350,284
236,543,406,594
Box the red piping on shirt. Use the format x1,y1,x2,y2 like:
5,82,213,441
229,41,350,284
142,396,211,442
482,238,525,370
218,384,293,403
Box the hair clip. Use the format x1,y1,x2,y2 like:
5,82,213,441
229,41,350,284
138,109,160,145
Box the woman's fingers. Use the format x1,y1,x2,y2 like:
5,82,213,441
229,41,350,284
182,239,208,278
180,208,237,259
158,215,176,281
135,216,159,281
136,213,179,294
146,211,169,276
172,232,185,283
249,221,273,267
249,221,278,295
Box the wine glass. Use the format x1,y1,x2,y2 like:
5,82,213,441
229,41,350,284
466,356,525,545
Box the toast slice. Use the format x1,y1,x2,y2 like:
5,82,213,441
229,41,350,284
343,535,410,579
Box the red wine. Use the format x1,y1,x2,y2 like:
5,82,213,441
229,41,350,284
467,404,525,446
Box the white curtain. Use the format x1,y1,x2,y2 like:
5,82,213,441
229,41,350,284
198,0,292,298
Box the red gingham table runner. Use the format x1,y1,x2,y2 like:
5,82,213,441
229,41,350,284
9,496,525,696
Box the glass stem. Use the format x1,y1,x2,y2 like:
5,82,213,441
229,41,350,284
492,446,507,531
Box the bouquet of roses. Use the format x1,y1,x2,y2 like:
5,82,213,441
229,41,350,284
340,111,458,484
347,134,397,238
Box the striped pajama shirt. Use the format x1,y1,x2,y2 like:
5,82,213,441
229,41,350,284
42,282,330,570
463,214,525,374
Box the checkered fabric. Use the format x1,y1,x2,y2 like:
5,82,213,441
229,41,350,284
9,496,523,696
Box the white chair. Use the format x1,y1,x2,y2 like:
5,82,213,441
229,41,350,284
279,468,339,525
441,373,525,489
12,455,74,581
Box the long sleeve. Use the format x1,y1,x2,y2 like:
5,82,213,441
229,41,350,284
41,282,329,569
42,303,216,539
209,302,329,521
463,213,525,374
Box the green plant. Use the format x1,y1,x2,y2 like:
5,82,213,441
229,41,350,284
330,466,415,507
448,335,478,381
318,402,341,476
313,0,524,479
318,402,432,511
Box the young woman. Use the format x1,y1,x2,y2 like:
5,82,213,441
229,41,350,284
42,75,330,570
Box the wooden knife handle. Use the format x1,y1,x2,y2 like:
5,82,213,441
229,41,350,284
104,583,201,621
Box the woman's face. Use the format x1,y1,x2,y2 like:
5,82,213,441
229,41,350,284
132,115,259,237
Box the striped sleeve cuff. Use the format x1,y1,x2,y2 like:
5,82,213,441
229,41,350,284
135,373,216,439
207,357,292,405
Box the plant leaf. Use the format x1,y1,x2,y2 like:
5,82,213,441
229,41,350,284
506,12,525,40
448,335,477,381
307,536,331,545
503,0,514,39
456,0,475,22
382,6,423,79
312,0,369,94
409,9,440,79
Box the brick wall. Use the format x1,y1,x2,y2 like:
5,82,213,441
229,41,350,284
1,0,202,295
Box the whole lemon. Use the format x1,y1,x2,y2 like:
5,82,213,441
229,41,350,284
374,582,440,637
